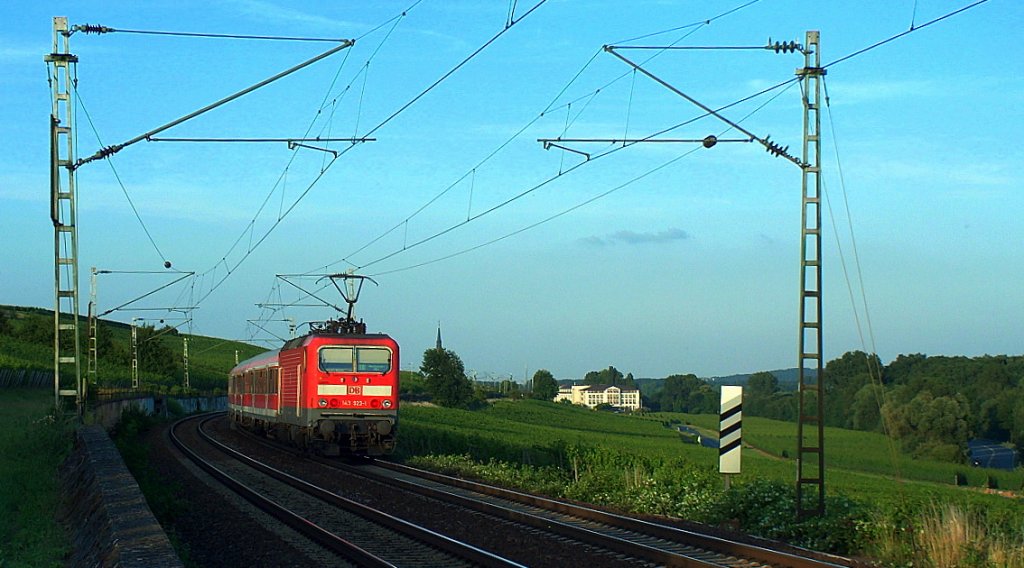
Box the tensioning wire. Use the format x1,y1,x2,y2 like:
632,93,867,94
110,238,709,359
73,84,169,266
331,0,758,274
368,77,798,277
191,5,414,305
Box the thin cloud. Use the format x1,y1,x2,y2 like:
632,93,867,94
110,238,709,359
582,227,690,246
230,0,363,32
0,43,44,65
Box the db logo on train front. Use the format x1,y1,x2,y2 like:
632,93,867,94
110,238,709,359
347,385,362,395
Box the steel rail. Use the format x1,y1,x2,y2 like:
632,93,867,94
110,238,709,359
329,459,734,567
169,414,393,567
373,460,852,568
221,413,850,567
194,415,524,568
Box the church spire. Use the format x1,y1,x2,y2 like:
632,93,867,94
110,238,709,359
436,322,443,350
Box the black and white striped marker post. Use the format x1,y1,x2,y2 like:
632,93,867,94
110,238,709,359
719,386,742,486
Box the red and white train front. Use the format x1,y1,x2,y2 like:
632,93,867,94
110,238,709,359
229,332,399,456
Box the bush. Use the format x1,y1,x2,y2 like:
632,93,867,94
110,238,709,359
618,459,721,519
704,479,869,554
165,397,185,418
407,454,568,496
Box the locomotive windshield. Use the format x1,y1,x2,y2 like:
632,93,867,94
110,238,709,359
319,346,392,373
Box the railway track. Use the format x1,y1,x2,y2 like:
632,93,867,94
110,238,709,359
327,459,850,568
211,412,855,568
171,414,524,568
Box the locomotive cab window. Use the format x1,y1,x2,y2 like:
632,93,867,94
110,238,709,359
356,347,391,373
319,346,391,374
319,347,354,372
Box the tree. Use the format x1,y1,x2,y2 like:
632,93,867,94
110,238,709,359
420,347,473,408
824,351,883,428
532,369,558,400
399,370,430,401
1013,395,1024,446
850,383,885,432
883,390,972,461
497,378,525,398
747,371,779,397
622,372,637,389
95,321,114,352
659,373,715,414
584,366,625,386
136,325,177,376
745,371,780,417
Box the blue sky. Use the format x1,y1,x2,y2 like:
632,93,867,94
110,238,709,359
3,1,1021,380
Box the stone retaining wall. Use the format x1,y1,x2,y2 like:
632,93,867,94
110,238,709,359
90,396,227,429
59,425,183,568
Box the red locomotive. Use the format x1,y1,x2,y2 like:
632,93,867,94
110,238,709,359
228,275,399,456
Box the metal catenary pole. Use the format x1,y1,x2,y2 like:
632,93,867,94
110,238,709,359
45,16,83,412
795,30,826,518
131,318,139,389
541,32,828,518
183,336,190,390
87,267,98,384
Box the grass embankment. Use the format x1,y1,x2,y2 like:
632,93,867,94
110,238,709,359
0,305,264,392
0,334,52,371
0,387,194,567
0,389,75,567
397,400,1024,566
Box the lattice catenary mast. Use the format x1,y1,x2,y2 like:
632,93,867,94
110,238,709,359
538,30,828,517
795,30,826,519
45,17,83,411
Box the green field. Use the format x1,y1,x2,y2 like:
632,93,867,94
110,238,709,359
0,389,74,567
658,412,1023,498
398,399,1024,563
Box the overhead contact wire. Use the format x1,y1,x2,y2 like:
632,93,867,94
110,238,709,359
823,0,990,70
337,1,744,273
611,0,763,45
355,67,799,272
371,78,797,277
362,0,548,140
242,2,546,329
193,6,413,304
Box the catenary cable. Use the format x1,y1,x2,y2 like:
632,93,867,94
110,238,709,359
74,87,168,265
819,77,908,499
329,0,760,274
369,79,797,277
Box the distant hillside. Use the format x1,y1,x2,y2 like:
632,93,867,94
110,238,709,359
704,368,817,390
631,368,815,397
0,304,264,392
